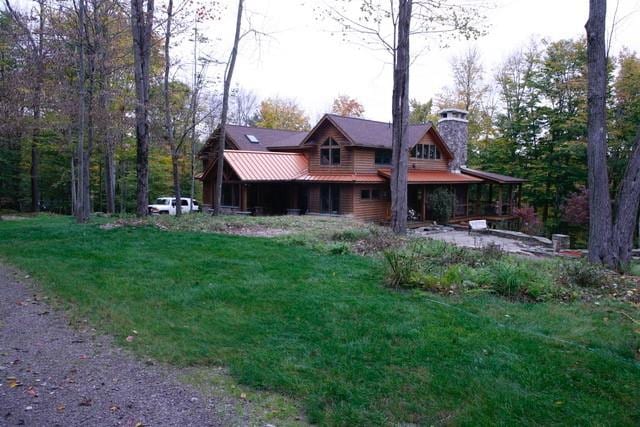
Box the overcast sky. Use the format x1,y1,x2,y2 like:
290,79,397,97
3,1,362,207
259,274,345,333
11,0,639,122
181,0,640,123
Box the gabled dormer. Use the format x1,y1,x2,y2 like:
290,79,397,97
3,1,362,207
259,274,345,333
299,115,356,173
297,113,455,174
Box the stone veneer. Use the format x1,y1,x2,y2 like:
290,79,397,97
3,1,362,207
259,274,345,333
437,108,468,172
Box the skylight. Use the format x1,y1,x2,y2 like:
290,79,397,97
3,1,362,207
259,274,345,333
245,134,259,143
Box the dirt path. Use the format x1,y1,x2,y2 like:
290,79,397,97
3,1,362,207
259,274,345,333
0,264,244,427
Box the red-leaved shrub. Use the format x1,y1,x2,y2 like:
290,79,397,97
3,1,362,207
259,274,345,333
562,186,589,225
513,205,542,235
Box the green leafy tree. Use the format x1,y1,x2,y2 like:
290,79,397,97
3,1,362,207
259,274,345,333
408,98,436,124
255,97,310,130
609,49,640,190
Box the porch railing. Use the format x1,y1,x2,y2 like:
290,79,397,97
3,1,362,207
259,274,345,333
457,202,515,218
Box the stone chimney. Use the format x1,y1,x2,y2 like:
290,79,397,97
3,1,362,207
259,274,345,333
437,108,468,172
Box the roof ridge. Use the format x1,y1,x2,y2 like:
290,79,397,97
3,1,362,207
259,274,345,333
226,124,307,134
325,113,432,127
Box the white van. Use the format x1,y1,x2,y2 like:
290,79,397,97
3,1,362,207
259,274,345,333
148,197,200,215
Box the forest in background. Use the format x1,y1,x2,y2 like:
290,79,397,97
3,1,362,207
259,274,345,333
1,0,639,244
432,41,640,244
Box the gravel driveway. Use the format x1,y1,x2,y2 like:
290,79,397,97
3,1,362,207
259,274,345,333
0,263,244,427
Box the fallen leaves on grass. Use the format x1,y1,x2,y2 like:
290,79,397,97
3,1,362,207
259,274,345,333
7,377,21,388
78,398,92,407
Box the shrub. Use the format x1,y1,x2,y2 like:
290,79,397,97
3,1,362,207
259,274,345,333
427,188,453,224
513,205,542,235
327,242,350,255
562,186,589,225
332,228,370,242
441,265,465,287
562,261,609,288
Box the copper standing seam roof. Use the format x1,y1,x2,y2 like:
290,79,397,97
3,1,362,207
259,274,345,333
377,169,484,184
215,151,484,184
296,174,386,183
224,150,308,181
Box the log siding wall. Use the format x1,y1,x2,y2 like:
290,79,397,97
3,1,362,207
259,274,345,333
352,184,390,222
306,122,355,173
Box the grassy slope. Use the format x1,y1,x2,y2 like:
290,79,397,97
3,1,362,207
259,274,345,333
0,216,638,425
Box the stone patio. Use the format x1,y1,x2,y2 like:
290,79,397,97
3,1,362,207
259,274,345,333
414,229,550,257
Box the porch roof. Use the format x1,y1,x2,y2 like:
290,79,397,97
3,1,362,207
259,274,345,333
296,174,385,183
461,167,526,184
224,150,308,181
377,169,483,184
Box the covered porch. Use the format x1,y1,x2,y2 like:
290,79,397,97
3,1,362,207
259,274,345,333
216,181,307,215
401,169,525,229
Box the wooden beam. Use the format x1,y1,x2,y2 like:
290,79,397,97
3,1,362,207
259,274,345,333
421,185,426,221
240,184,248,211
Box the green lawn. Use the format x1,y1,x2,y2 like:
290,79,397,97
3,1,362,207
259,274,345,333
0,215,638,425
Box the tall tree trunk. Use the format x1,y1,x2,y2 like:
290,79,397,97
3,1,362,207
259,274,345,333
75,0,88,223
104,134,116,213
31,0,45,212
214,0,243,214
190,24,198,204
82,53,95,220
162,0,181,217
3,0,44,212
390,0,412,234
131,0,154,216
612,136,640,266
585,0,614,265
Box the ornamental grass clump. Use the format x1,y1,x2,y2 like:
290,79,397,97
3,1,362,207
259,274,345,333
383,244,423,288
476,260,555,301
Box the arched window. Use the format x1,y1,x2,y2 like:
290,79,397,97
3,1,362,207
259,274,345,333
320,138,341,165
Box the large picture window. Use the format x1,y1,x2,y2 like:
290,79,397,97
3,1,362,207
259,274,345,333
410,143,441,160
320,138,341,165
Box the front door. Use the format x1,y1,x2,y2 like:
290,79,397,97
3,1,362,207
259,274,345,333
320,184,340,214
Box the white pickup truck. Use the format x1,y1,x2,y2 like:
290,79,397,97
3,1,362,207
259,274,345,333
148,197,200,215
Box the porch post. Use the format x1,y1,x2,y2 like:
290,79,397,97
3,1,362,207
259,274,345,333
475,184,481,216
518,183,522,208
240,184,248,211
466,184,470,217
421,185,426,222
488,184,493,215
450,184,454,220
509,184,514,215
497,186,503,216
292,185,299,209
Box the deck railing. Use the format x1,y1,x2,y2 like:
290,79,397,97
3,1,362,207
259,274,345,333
456,202,515,218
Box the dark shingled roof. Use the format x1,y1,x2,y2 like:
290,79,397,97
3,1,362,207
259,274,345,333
318,114,432,149
461,167,527,184
225,125,307,151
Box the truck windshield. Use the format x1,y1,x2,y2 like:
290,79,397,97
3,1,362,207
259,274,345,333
155,198,170,205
